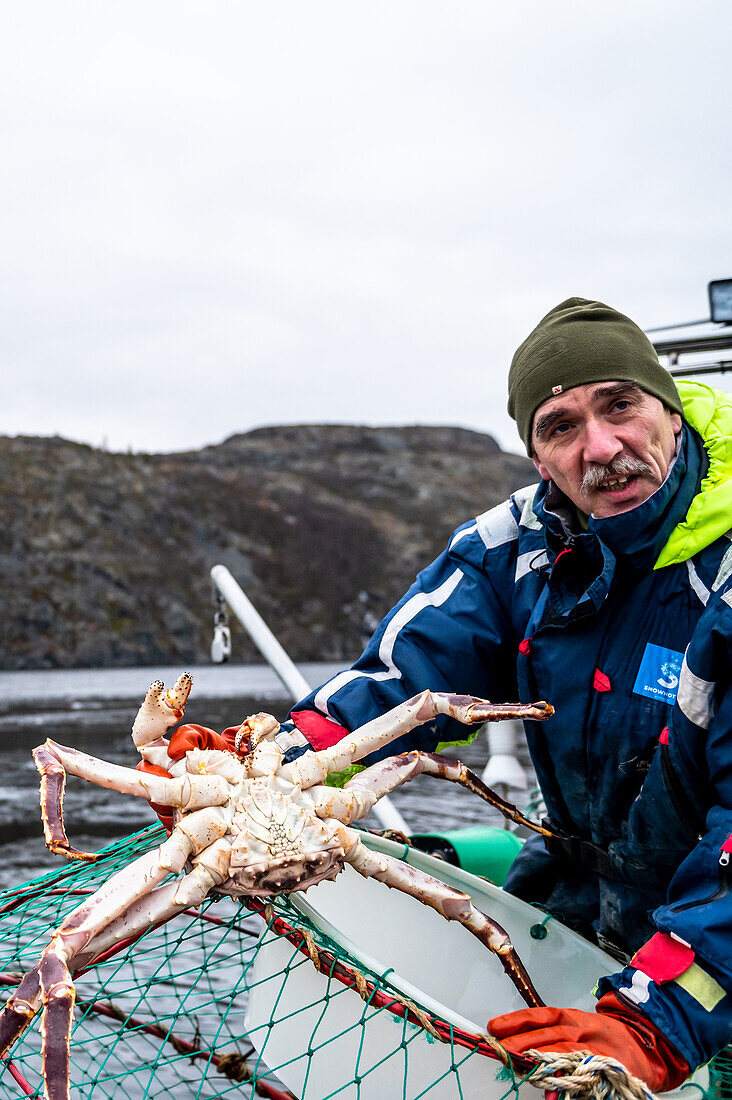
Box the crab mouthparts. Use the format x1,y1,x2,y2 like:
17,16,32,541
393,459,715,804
246,851,344,893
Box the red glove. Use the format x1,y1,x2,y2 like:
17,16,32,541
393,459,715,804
488,992,689,1092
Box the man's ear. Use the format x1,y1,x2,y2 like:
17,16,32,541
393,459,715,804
671,412,682,436
532,455,551,482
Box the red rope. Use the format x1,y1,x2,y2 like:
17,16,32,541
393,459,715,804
1,1060,35,1096
75,1001,293,1100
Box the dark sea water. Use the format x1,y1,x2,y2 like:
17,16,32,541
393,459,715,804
0,664,533,892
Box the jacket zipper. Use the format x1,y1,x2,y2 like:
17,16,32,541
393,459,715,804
670,850,732,913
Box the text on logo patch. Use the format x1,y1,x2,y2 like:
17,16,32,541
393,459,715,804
632,643,684,704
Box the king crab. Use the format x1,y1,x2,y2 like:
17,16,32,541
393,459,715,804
0,675,554,1100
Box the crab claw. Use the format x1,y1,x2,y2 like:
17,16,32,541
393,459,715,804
232,713,281,756
131,673,193,749
428,695,554,725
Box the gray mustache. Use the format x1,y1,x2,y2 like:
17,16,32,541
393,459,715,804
580,455,653,493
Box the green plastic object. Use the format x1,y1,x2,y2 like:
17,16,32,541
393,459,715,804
409,825,524,885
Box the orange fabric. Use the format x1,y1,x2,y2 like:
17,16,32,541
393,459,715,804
488,993,689,1092
137,724,235,828
136,761,172,779
167,723,232,761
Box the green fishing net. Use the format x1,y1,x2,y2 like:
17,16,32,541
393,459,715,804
3,826,727,1100
0,826,510,1099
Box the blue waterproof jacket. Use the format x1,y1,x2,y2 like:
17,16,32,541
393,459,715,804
294,381,732,1070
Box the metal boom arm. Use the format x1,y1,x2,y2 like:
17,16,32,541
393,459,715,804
209,565,410,834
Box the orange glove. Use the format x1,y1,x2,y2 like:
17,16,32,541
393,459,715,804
166,723,232,760
488,993,689,1093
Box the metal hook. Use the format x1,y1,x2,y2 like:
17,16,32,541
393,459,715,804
211,589,232,664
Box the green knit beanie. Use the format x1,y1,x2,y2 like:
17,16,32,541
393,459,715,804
507,297,683,452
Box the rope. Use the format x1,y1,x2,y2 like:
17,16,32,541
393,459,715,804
215,1053,251,1082
214,1053,297,1100
519,1050,657,1100
350,964,442,1042
354,969,370,1001
390,994,442,1041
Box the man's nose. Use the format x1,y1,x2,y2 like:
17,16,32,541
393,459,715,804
581,419,623,466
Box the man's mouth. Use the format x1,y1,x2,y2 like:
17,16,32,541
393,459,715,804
581,457,654,496
597,474,635,492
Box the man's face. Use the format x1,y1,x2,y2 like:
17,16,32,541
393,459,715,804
530,381,682,519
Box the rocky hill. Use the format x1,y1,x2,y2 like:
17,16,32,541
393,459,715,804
0,426,534,669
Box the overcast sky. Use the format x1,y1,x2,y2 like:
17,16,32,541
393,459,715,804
2,2,730,455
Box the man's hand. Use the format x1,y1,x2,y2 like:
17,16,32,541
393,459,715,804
488,993,689,1092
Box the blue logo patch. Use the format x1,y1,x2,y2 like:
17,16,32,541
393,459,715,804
632,643,684,704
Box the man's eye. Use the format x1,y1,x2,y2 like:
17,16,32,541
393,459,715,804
611,399,632,412
550,422,572,437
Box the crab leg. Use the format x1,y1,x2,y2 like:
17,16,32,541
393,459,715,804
341,830,543,1009
311,751,554,837
0,967,42,1061
73,838,233,970
0,888,215,1091
34,740,230,860
71,880,186,969
285,691,553,788
33,742,96,863
0,886,192,1100
0,848,233,1059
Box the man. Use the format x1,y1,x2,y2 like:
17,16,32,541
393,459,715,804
284,298,732,1089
